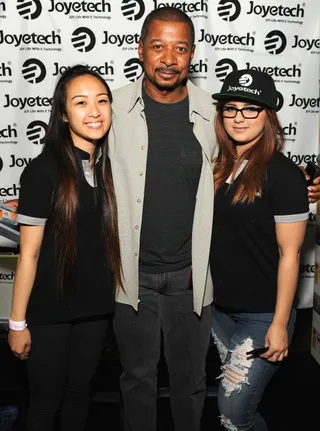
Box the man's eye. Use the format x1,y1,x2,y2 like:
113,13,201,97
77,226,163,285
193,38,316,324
177,47,187,52
152,45,162,50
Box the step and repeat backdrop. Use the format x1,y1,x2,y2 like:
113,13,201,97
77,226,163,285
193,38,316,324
0,0,319,308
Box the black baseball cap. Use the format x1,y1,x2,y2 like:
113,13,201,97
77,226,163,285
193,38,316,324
212,69,278,110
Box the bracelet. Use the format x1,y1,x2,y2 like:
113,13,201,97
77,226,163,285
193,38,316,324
9,319,27,331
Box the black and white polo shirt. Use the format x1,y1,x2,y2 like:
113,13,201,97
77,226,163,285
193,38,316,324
210,152,309,312
17,147,114,324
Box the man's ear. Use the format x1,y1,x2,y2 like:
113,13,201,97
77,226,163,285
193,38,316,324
138,40,144,62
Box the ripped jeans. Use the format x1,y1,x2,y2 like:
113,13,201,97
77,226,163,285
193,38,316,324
211,304,296,431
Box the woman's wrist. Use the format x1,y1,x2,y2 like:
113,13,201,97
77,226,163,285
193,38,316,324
271,317,289,328
9,319,27,331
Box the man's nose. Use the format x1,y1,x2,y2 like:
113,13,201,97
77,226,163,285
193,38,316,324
161,47,178,66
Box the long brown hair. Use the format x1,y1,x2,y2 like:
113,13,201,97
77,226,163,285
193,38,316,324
44,64,122,292
214,102,285,203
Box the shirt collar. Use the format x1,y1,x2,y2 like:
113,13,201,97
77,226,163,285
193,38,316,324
74,146,102,164
123,73,211,121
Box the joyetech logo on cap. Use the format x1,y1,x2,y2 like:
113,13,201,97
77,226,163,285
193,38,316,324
121,0,145,21
215,58,237,82
264,30,287,55
124,58,144,82
217,0,241,22
71,27,96,53
239,73,253,87
22,59,46,84
26,121,47,145
17,0,42,20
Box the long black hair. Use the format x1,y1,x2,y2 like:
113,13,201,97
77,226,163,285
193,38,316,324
43,64,122,292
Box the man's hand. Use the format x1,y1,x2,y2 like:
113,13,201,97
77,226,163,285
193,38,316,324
299,166,320,203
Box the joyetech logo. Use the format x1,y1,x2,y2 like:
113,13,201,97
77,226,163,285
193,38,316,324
215,58,237,82
0,157,3,172
17,0,42,20
239,74,253,87
121,0,145,21
22,58,46,84
26,121,47,145
0,184,20,197
276,91,284,111
0,63,12,77
264,30,287,55
0,125,18,139
71,27,96,53
0,272,15,281
48,0,111,14
153,0,208,13
217,0,241,22
124,58,143,82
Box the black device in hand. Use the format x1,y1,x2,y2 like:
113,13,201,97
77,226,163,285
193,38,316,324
305,161,320,186
246,346,269,357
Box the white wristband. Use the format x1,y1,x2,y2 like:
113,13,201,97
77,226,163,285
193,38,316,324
9,319,27,331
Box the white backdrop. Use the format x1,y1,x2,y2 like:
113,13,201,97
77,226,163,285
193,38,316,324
0,0,319,308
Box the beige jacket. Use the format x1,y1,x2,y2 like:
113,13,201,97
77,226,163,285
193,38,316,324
109,75,217,315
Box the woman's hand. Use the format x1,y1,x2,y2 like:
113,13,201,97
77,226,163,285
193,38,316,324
8,328,31,360
260,322,288,362
298,165,320,203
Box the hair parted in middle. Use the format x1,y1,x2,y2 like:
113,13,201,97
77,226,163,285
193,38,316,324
43,64,122,292
140,6,195,45
214,102,285,204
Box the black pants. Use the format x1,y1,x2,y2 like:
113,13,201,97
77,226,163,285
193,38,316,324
113,267,211,431
25,316,109,431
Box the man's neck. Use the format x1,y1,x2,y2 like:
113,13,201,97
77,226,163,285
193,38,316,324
143,79,188,104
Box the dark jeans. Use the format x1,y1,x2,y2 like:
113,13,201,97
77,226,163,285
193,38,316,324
113,266,211,431
26,316,109,431
211,305,296,431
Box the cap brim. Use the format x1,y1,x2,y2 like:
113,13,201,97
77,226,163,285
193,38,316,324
212,92,274,110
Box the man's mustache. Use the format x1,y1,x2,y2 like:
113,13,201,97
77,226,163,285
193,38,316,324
155,67,180,74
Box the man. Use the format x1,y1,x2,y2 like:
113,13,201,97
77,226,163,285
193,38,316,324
109,6,320,431
109,7,216,431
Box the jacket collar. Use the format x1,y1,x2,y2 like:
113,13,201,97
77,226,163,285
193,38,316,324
124,73,211,121
186,79,211,121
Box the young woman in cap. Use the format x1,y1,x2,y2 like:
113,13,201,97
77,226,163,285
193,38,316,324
210,69,308,431
8,64,121,431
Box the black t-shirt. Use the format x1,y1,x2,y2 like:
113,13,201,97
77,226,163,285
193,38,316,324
210,152,309,312
139,89,202,273
17,147,115,324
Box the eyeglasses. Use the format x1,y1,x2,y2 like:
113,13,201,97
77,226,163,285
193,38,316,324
221,106,265,119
